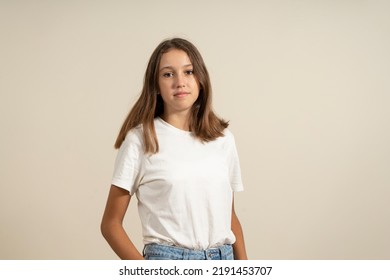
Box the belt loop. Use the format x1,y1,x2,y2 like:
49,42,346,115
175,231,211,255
183,248,189,260
219,245,227,260
205,248,210,260
219,245,232,260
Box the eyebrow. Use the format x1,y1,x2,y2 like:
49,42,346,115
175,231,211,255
159,64,193,71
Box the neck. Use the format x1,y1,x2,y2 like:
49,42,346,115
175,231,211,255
161,112,191,131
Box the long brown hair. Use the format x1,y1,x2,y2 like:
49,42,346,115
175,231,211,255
115,38,228,153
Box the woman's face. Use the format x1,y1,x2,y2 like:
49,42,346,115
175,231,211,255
158,49,200,117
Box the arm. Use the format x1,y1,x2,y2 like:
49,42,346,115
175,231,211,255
231,196,248,260
101,185,144,260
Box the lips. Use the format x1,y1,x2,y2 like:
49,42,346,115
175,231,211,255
173,92,189,97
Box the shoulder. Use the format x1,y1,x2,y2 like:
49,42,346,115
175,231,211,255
221,128,236,143
222,128,234,139
122,125,144,147
210,128,236,149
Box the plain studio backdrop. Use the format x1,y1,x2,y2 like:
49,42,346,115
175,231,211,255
1,0,389,259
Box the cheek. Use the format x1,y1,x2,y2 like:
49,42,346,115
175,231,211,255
191,77,200,91
158,80,170,94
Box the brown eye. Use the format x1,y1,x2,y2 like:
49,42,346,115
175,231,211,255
162,72,173,78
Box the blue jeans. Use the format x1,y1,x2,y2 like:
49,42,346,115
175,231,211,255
143,243,234,260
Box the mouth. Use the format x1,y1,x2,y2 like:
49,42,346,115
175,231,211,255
173,92,190,97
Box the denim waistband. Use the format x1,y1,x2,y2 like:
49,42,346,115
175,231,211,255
143,243,234,260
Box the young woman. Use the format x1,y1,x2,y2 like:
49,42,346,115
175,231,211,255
101,38,247,260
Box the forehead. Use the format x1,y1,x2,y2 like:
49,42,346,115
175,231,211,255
159,49,192,69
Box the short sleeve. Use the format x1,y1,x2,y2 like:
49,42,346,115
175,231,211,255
224,130,244,192
111,129,144,195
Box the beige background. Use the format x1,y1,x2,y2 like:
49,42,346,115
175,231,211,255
1,0,389,259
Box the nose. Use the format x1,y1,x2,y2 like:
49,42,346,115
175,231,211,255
175,73,186,88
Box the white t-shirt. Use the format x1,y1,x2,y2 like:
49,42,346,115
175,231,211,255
112,117,244,250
